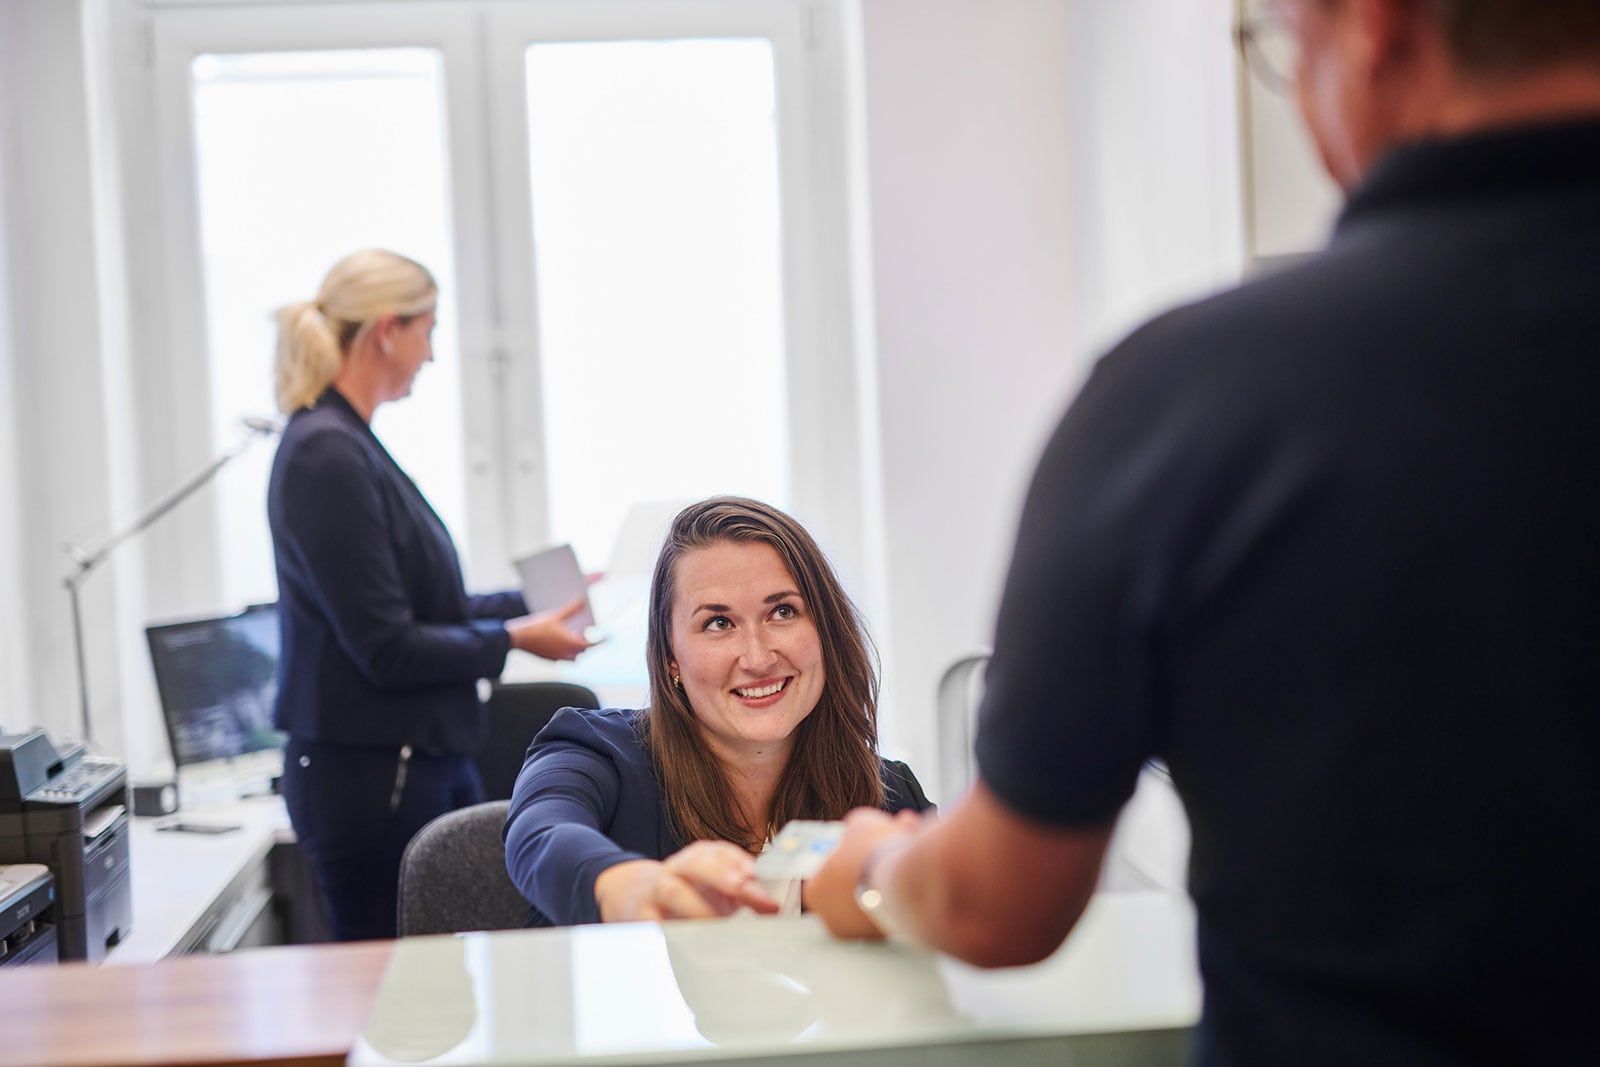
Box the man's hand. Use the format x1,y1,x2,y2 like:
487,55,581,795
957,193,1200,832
811,782,1113,966
595,842,780,922
806,808,924,940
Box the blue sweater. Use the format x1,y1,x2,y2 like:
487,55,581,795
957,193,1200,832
504,707,933,926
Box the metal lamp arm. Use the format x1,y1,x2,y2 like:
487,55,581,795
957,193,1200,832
62,436,260,589
59,419,280,745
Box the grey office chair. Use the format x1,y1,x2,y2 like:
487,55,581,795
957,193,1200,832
397,800,529,936
935,650,1190,892
935,649,992,801
473,681,601,802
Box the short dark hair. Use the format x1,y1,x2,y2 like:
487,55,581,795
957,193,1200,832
1430,0,1600,72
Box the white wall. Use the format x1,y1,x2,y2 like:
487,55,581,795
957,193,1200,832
1065,0,1246,352
0,0,36,733
0,0,135,752
83,0,160,770
1238,0,1341,261
857,0,1083,796
859,0,1247,799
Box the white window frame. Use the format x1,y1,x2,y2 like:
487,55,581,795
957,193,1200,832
140,3,499,598
121,0,875,607
480,0,853,563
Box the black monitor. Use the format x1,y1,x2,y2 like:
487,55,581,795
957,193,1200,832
146,604,286,770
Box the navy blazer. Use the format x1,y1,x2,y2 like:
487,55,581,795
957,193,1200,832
503,707,935,926
267,387,526,753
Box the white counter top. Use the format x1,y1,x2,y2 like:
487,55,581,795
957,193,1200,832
350,890,1200,1066
106,795,292,965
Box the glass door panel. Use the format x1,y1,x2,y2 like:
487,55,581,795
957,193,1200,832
523,38,792,571
189,47,465,606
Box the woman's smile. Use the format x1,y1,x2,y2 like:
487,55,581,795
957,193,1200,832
731,676,793,707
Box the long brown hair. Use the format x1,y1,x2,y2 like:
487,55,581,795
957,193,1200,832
642,497,885,850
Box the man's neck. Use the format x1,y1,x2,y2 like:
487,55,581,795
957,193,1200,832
1428,63,1600,139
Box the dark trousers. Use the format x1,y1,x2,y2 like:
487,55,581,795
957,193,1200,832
282,736,484,941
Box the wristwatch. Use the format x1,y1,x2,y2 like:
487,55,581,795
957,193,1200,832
853,836,918,944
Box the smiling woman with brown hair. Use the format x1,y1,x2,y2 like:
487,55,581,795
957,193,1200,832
502,496,931,926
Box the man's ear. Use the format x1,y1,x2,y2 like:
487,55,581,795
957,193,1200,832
1347,0,1432,79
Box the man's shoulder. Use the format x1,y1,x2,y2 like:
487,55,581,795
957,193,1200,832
1076,241,1401,440
1108,246,1380,378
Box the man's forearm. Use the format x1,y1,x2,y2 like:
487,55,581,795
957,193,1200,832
871,782,1113,967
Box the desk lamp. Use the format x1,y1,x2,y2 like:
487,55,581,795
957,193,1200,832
60,417,281,747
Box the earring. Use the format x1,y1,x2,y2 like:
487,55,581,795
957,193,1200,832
672,675,682,690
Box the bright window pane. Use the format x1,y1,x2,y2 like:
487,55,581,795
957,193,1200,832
192,49,466,607
525,39,790,571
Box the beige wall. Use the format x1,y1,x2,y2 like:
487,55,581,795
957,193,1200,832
859,0,1248,797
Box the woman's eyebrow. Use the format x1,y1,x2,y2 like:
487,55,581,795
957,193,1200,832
691,592,801,614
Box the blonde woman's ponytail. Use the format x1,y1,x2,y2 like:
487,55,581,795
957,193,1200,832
274,301,343,414
273,249,437,414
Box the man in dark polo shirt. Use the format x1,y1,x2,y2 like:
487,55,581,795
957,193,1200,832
811,2,1600,1063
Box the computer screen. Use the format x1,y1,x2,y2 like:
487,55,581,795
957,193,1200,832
146,604,286,769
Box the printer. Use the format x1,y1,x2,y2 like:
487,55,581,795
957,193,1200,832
0,731,131,962
0,863,58,965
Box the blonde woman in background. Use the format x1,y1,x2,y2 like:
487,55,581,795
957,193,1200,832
268,249,591,940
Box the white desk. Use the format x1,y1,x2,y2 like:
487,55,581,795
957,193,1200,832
350,891,1201,1066
106,795,295,964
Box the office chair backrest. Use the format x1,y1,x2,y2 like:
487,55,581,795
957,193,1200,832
474,681,601,802
936,651,1190,893
397,800,528,936
935,651,991,803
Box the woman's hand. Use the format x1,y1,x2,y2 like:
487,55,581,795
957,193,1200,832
506,597,594,661
595,842,780,922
